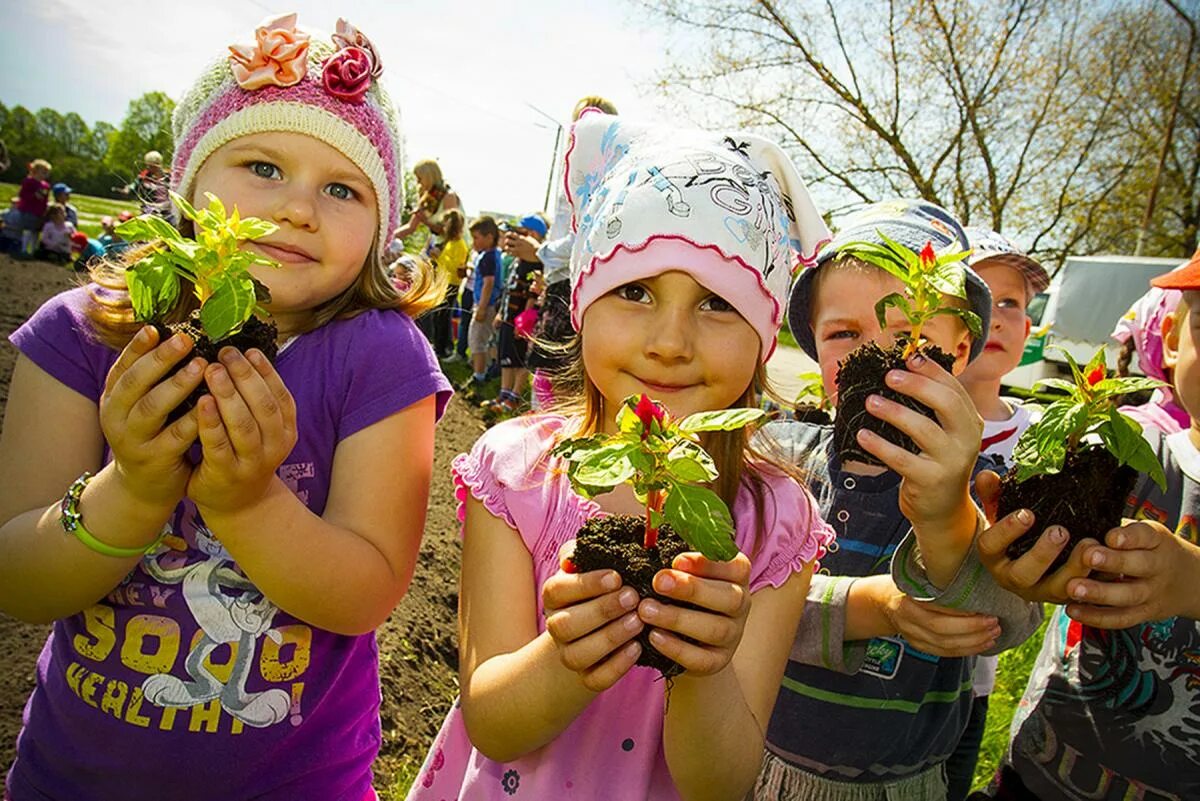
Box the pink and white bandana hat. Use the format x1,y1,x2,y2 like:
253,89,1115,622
563,111,830,361
171,13,403,271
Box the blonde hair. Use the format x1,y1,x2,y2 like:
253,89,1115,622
412,159,443,189
28,159,51,173
572,96,618,121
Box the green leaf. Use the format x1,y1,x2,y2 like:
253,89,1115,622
1012,400,1088,480
616,402,641,435
125,251,182,320
572,442,640,489
875,292,916,329
171,191,198,222
552,433,611,461
1097,410,1168,491
677,408,765,433
199,272,257,341
1060,348,1086,388
1083,345,1108,381
661,483,739,561
839,237,914,286
665,440,718,482
926,258,968,300
236,217,279,241
932,306,983,340
1091,376,1167,401
1032,377,1082,396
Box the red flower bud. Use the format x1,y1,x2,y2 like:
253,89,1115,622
633,393,666,438
1086,366,1105,386
919,241,937,269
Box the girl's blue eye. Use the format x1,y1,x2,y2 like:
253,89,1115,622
250,161,280,180
327,183,356,201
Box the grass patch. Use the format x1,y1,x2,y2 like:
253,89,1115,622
972,610,1047,791
0,181,139,238
777,316,801,350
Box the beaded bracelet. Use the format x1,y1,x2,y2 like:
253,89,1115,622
60,472,165,558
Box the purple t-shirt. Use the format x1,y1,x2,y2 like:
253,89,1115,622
6,287,451,801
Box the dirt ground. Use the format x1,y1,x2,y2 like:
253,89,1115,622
0,254,478,794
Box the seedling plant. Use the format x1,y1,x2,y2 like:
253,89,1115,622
998,346,1166,569
553,394,763,675
829,235,982,463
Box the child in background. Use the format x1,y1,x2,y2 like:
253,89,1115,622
972,252,1200,800
465,215,503,392
69,231,106,272
948,227,1050,801
427,208,468,360
0,197,22,254
97,211,135,258
1110,283,1189,434
52,183,78,227
0,15,450,800
16,158,51,256
37,203,75,262
408,111,833,800
488,214,547,414
758,201,1042,801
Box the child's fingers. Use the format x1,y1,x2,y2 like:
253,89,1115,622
245,348,298,433
544,587,640,645
104,326,160,393
541,567,622,613
219,349,290,453
669,552,751,585
647,629,727,676
204,364,261,456
973,470,1002,523
1079,544,1156,578
863,391,945,454
195,394,234,461
902,625,997,657
150,405,201,456
976,508,1038,561
887,360,977,433
652,568,749,619
1066,575,1150,610
105,333,194,417
856,426,927,478
578,641,641,693
1105,520,1170,551
551,612,642,677
1065,596,1153,629
638,598,740,648
136,357,207,423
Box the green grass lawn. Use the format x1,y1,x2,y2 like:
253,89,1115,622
0,181,139,239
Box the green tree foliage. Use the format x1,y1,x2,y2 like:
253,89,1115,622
0,91,174,198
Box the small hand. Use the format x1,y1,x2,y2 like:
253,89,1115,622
1064,520,1200,628
187,347,297,515
638,552,752,676
99,326,205,505
867,575,1000,656
974,470,1097,603
502,232,540,263
542,543,643,692
856,353,982,529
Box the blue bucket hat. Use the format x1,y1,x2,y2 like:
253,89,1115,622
52,182,72,196
786,199,992,362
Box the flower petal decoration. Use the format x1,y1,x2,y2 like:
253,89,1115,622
228,13,311,90
332,18,383,78
323,46,374,104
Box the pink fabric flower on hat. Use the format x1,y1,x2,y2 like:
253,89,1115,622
323,46,375,104
332,18,383,78
228,13,311,91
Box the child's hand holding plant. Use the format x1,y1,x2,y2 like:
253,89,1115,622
830,235,982,464
117,191,280,415
548,394,763,677
996,346,1167,571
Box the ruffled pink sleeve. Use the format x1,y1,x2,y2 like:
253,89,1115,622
733,471,835,592
449,415,570,532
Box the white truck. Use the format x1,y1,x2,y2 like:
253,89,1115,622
1002,254,1185,392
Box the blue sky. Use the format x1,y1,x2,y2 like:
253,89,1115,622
0,0,688,215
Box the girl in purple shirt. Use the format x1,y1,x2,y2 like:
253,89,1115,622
1,15,449,801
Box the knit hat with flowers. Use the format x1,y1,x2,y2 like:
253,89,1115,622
563,110,830,361
171,14,402,268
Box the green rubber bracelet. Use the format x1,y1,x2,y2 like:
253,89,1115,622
60,472,165,558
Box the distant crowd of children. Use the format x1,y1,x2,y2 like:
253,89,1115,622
1,15,1198,801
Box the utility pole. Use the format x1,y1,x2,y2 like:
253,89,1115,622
1136,0,1196,255
527,103,564,213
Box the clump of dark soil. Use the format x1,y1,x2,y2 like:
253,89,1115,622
571,515,691,678
997,445,1137,571
834,339,955,465
791,404,832,426
154,312,278,416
